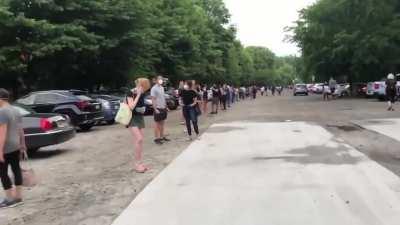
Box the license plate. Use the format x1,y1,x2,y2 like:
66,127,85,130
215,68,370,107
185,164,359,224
115,105,120,109
95,105,100,110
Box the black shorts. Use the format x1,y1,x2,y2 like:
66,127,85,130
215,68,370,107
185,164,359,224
154,108,168,122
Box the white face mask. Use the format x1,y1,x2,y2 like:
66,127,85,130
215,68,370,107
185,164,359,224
184,85,189,90
158,79,163,85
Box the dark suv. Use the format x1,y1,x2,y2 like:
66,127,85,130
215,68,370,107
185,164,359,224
16,90,103,131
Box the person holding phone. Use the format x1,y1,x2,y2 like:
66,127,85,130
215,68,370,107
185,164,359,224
181,81,200,141
126,79,150,173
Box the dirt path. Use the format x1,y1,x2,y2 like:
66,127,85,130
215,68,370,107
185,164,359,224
2,93,400,225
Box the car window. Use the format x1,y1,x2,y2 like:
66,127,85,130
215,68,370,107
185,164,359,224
34,94,57,104
17,94,36,105
76,95,92,101
12,105,32,116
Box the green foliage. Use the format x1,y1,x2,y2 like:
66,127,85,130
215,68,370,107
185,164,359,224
290,0,400,83
0,0,296,95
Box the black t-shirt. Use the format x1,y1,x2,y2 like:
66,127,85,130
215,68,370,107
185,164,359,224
126,90,146,115
181,90,197,106
212,88,220,98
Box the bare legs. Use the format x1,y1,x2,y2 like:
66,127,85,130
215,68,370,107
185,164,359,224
130,127,147,172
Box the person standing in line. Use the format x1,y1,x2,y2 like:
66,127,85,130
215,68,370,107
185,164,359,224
202,85,209,114
178,81,185,125
329,78,337,99
0,89,26,208
235,87,240,102
226,85,231,108
151,76,170,145
386,73,397,111
220,84,227,110
181,81,200,141
210,85,220,114
323,82,331,101
271,86,276,96
260,86,265,96
252,85,257,99
126,79,150,173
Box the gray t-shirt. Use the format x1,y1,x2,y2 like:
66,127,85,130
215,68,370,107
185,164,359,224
150,85,167,109
0,105,22,154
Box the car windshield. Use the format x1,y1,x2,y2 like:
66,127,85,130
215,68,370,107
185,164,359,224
12,105,33,116
296,85,306,88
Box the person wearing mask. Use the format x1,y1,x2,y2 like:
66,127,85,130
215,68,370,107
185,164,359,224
126,79,150,173
181,81,200,141
0,89,26,208
386,73,397,111
151,76,170,145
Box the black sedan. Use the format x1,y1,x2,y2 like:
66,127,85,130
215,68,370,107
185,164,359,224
13,104,76,153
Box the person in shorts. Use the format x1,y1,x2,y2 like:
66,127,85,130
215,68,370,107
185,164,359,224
126,79,150,173
0,88,26,208
151,76,170,145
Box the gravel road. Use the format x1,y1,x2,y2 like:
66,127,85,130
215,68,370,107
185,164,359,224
2,92,400,225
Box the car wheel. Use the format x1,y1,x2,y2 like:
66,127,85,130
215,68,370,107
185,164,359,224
106,120,115,125
79,124,94,131
294,93,297,96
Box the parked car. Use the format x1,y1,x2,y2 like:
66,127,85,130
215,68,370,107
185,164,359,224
90,94,121,125
372,81,400,101
16,90,103,131
306,84,315,93
294,84,308,96
366,82,375,98
142,92,178,115
13,104,76,153
333,84,350,97
312,83,324,94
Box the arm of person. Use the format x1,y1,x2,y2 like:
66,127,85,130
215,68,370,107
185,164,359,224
0,124,7,163
150,88,160,114
19,125,27,154
127,88,143,110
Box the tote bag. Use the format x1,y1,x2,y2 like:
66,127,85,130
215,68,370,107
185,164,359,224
20,151,38,187
115,102,132,126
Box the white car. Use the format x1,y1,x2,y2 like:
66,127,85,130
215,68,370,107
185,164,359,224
312,83,324,94
333,84,350,97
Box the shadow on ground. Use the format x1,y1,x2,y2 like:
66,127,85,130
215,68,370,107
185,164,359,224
253,145,363,165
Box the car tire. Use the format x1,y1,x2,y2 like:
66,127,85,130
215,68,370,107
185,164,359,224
294,93,297,96
106,120,115,125
79,124,94,131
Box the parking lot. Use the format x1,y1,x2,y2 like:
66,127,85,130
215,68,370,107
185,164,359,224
2,92,400,225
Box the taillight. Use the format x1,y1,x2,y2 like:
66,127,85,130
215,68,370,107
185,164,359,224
40,118,53,131
76,101,89,110
374,83,380,89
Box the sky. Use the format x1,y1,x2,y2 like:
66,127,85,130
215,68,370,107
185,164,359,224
224,0,316,56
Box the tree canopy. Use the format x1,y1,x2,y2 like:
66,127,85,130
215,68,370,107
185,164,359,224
0,0,297,95
290,0,400,83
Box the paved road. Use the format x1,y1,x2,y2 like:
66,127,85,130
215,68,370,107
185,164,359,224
3,93,400,225
113,121,400,225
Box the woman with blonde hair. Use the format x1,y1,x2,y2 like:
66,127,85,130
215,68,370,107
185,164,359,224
126,78,150,173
